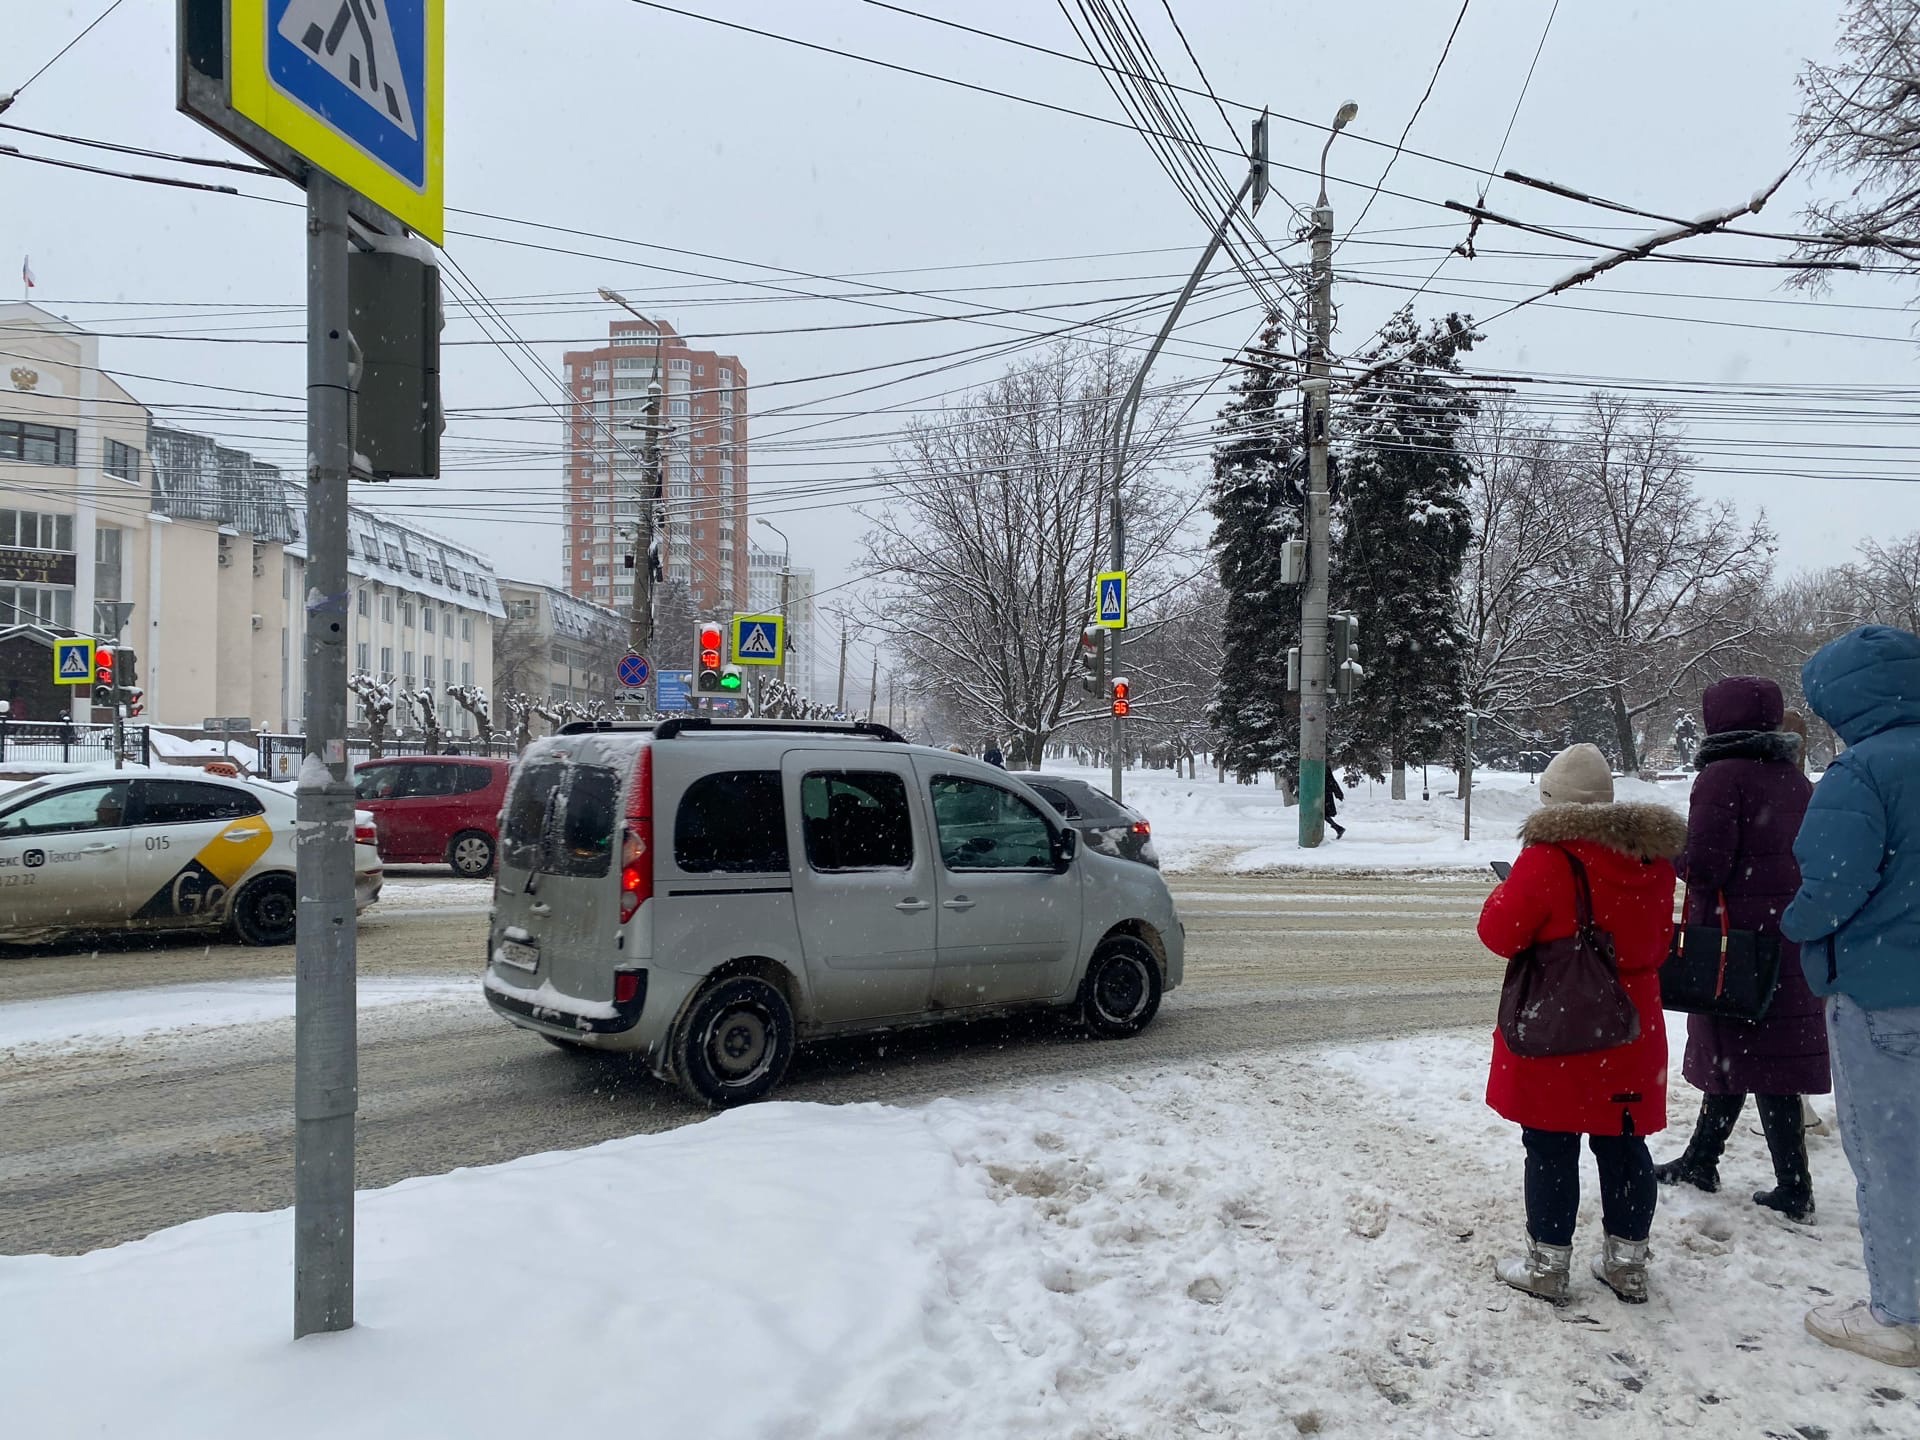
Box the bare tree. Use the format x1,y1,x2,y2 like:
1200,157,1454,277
447,684,494,749
862,341,1191,769
1548,397,1775,770
348,673,394,758
1456,398,1584,755
405,688,445,755
1794,1,1920,279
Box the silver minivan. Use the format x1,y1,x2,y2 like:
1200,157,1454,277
483,718,1184,1105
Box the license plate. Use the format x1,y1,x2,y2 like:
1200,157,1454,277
497,939,539,971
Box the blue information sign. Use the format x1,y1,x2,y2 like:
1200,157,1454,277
656,670,694,712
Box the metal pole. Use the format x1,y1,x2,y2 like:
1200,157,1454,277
779,565,791,689
627,383,662,709
1297,199,1335,850
1107,163,1260,804
294,172,359,1339
836,622,848,711
867,651,878,719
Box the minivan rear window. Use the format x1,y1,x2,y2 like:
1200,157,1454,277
675,771,787,873
502,759,620,878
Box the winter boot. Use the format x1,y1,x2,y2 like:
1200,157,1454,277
1591,1234,1652,1305
1495,1238,1574,1306
1653,1092,1742,1193
1754,1094,1816,1224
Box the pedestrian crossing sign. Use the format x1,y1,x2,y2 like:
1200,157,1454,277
53,637,96,686
731,613,785,667
1095,570,1128,629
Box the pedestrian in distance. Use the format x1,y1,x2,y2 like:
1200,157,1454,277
1783,625,1920,1369
1325,772,1346,839
983,742,1005,768
1481,743,1688,1306
1655,677,1827,1223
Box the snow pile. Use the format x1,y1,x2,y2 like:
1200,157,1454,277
1042,763,1690,874
147,728,260,774
2,1025,1903,1438
0,976,478,1057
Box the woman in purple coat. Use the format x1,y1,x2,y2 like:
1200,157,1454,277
1655,676,1829,1221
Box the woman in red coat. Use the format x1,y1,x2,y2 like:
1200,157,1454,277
1480,743,1688,1306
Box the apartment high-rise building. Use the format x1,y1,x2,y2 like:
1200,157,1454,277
562,318,747,619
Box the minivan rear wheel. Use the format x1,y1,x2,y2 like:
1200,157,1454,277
1080,935,1163,1038
675,976,795,1107
449,830,495,878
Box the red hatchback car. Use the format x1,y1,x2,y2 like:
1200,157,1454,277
353,756,512,877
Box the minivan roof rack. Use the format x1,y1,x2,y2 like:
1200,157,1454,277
651,716,907,743
557,720,657,735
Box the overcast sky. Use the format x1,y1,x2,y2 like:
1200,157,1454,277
4,0,1909,653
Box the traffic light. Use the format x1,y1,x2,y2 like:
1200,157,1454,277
719,666,743,693
1077,627,1101,695
117,649,137,688
125,687,145,718
94,646,114,691
696,622,724,693
1331,613,1359,668
1110,677,1131,718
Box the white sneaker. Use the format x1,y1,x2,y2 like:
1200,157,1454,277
1806,1301,1920,1368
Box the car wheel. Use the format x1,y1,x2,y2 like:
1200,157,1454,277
1080,935,1163,1038
449,830,496,878
231,875,298,947
674,976,795,1107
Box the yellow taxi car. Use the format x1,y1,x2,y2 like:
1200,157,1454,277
0,768,382,946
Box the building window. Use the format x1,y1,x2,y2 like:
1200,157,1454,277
357,588,369,617
0,420,77,466
356,642,370,672
401,601,416,628
423,607,435,635
670,399,690,418
381,594,394,623
462,616,474,641
93,528,124,632
424,655,435,686
380,645,393,676
103,439,140,481
0,584,72,627
402,654,416,688
0,509,74,552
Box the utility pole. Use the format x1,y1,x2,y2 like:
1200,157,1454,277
293,172,358,1338
626,382,663,710
868,651,878,720
837,621,848,711
1298,101,1358,851
1106,110,1269,803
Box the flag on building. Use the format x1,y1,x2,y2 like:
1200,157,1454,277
20,256,34,291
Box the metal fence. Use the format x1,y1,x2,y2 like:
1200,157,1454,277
256,732,518,779
0,720,150,768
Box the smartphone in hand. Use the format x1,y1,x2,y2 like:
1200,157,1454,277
1489,860,1512,882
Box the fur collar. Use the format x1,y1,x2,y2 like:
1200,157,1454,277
1518,802,1688,862
1695,729,1801,770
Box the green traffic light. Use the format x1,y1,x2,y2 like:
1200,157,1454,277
719,670,743,692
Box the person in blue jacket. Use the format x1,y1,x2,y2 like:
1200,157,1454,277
1783,625,1920,1369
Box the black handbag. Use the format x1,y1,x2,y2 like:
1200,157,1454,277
1498,847,1643,1058
1661,888,1782,1021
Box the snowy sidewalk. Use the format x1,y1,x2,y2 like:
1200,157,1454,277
2,1027,1908,1438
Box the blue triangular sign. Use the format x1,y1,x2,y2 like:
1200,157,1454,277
58,647,90,677
741,624,776,657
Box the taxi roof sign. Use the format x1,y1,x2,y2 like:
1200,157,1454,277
731,614,785,667
178,0,444,244
53,637,96,686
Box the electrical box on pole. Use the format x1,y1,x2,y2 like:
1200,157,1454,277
1279,538,1307,586
1287,646,1301,694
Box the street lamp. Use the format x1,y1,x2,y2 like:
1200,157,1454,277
755,518,791,685
1318,101,1359,206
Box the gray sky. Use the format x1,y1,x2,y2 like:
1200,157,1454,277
3,0,1908,644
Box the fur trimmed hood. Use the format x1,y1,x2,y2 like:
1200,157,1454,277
1518,801,1688,862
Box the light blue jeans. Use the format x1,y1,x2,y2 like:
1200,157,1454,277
1828,995,1920,1327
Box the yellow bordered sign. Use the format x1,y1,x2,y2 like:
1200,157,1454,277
1094,570,1128,629
53,637,96,686
229,1,444,244
731,614,785,667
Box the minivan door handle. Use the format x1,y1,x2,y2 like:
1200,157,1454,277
894,898,930,913
942,896,975,911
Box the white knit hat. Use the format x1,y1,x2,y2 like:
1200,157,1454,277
1539,743,1614,807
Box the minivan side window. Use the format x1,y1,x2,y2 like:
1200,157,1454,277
445,765,495,796
675,771,788,873
801,771,913,871
501,760,564,870
355,764,403,800
929,776,1053,871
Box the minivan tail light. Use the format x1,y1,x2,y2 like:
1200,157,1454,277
620,745,653,924
1130,820,1151,836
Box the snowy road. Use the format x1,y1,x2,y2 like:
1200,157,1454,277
0,873,1502,1255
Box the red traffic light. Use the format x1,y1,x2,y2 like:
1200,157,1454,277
1110,677,1130,717
698,624,723,663
95,647,114,688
